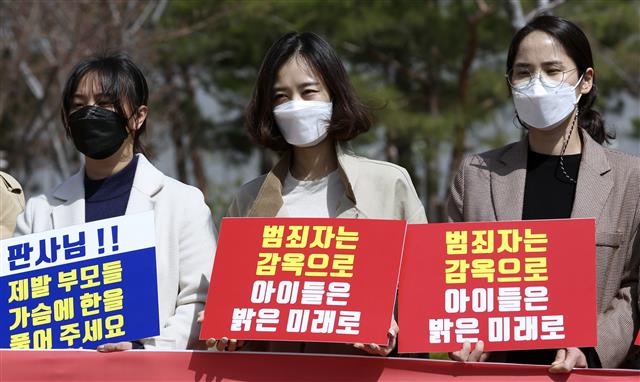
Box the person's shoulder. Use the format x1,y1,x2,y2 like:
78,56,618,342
225,174,269,217
602,147,640,178
234,174,269,199
20,193,52,222
475,141,520,164
137,155,205,204
603,147,640,167
25,193,49,204
0,171,23,192
162,175,207,204
0,171,25,208
31,175,76,208
163,175,201,194
452,142,519,175
346,154,413,185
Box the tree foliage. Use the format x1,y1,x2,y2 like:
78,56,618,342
1,0,638,222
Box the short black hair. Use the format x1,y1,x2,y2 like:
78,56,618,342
246,32,372,151
61,53,149,153
507,15,613,144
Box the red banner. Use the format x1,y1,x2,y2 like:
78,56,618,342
399,219,597,353
2,350,638,381
201,218,406,344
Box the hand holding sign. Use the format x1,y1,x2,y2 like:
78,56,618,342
200,218,407,350
449,341,587,373
354,317,398,356
449,340,490,362
97,341,133,352
1,212,160,349
198,308,247,351
399,219,597,354
200,309,397,354
549,348,587,373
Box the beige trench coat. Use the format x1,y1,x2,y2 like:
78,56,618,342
227,143,428,354
0,171,25,239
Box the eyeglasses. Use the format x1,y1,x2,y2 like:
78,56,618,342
506,67,579,89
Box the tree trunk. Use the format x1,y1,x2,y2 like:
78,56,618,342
424,83,444,222
448,1,490,189
423,141,444,222
190,147,209,200
505,0,526,31
179,65,211,197
170,118,188,184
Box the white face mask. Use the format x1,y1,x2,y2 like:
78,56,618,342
512,75,583,130
274,100,332,147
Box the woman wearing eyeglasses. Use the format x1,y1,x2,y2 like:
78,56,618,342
447,15,639,371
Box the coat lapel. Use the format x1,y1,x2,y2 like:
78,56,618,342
50,154,163,228
335,144,361,218
248,152,289,217
491,138,528,221
571,130,612,220
247,143,361,218
126,154,163,215
51,170,86,228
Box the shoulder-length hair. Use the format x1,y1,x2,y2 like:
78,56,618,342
246,32,372,151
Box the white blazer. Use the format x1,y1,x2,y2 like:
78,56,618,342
15,154,217,350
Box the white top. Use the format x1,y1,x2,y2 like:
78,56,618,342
277,169,344,217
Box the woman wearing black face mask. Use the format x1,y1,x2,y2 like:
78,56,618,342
15,53,217,352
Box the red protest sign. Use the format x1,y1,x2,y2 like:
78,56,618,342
201,218,407,345
398,219,597,353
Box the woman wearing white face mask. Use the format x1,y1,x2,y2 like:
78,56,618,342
204,32,427,356
447,15,640,371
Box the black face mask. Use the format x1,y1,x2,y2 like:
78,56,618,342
68,105,129,160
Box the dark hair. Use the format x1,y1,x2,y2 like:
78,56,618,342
506,15,613,144
246,32,372,151
61,53,149,153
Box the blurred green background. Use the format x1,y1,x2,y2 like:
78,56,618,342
1,0,638,223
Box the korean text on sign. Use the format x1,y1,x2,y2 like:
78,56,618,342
398,219,597,353
1,211,160,349
202,218,407,345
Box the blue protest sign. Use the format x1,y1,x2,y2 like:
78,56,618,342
1,211,159,349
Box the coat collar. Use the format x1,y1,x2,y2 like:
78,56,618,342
491,135,528,221
490,128,612,221
126,154,164,214
570,129,612,220
247,142,359,217
51,170,85,227
50,154,163,227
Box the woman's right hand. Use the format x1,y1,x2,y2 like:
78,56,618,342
197,310,205,324
449,340,490,362
206,337,246,351
197,311,245,351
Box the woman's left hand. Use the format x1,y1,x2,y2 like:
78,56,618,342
97,342,133,352
549,347,587,373
197,310,205,324
353,318,398,356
